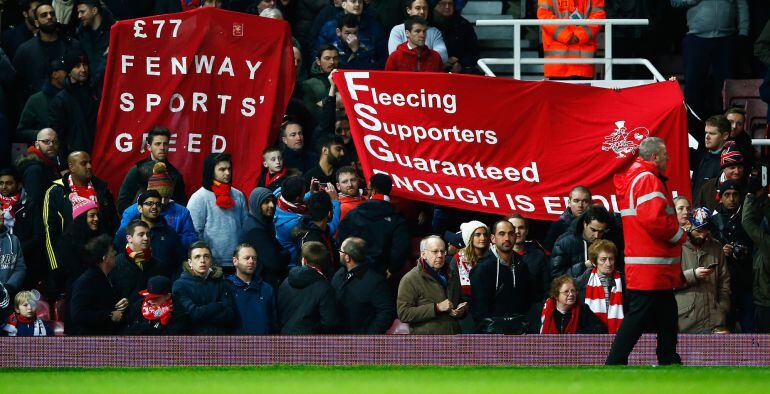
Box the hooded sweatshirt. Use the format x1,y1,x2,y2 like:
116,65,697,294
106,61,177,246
240,187,290,290
187,153,247,267
0,227,26,293
277,265,339,334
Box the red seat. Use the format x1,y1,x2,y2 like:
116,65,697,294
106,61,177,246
53,299,66,322
723,79,763,111
35,300,51,321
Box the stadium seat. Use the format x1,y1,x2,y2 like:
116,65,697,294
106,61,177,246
53,299,66,323
49,321,65,336
723,79,763,111
36,300,51,321
386,319,410,335
745,98,768,132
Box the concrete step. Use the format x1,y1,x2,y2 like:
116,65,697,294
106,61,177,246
463,1,503,15
463,13,513,23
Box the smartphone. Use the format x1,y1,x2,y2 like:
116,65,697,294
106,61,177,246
705,263,718,270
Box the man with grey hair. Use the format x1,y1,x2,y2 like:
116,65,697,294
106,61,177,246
331,237,396,333
397,235,465,334
607,136,686,365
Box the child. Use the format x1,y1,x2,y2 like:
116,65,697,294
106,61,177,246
258,147,287,191
2,291,53,336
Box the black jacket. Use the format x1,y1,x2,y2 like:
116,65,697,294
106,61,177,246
171,267,236,334
691,149,721,197
117,157,187,213
277,265,339,334
543,207,576,252
292,216,337,277
49,78,100,154
519,242,551,302
550,211,623,279
470,248,532,322
712,203,754,292
68,267,123,335
112,219,184,280
337,199,410,275
12,34,80,101
330,265,396,334
281,147,319,174
109,252,165,303
44,176,118,274
123,295,189,335
432,13,480,73
240,214,291,292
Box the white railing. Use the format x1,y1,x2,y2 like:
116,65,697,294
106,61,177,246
475,19,664,85
751,140,770,146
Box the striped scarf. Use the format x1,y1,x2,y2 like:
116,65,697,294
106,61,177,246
583,268,623,333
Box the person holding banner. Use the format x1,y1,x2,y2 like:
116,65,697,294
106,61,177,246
606,137,685,365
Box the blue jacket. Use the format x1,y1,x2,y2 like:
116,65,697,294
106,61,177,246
274,194,341,258
171,267,236,334
316,10,387,69
225,274,277,334
118,201,198,249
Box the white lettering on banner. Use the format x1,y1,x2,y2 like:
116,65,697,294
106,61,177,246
116,133,132,152
133,19,182,39
120,55,263,80
373,169,501,208
119,92,262,115
113,133,224,154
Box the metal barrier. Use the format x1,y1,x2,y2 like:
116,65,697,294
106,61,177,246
476,19,664,85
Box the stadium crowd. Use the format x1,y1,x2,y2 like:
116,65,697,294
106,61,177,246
1,0,770,341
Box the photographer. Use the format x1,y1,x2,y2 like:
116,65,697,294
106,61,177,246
711,180,755,332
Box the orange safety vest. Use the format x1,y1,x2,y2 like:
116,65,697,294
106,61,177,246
536,0,605,78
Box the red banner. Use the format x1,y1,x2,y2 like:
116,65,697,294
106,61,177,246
333,71,690,220
92,8,295,197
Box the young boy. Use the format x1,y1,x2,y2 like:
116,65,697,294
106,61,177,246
2,291,53,336
258,147,287,191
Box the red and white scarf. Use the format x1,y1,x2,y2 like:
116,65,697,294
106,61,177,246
126,244,152,270
277,195,307,214
540,297,580,334
141,297,174,326
583,269,624,334
66,175,97,205
453,252,473,297
1,192,21,228
264,167,287,188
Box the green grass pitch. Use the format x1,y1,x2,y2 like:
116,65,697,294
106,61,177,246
3,365,770,393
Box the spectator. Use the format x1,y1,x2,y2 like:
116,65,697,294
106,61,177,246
44,151,118,294
550,205,613,279
2,291,54,336
257,147,288,191
49,48,100,154
302,45,339,123
280,121,319,174
674,196,692,231
388,0,448,63
12,3,80,103
575,239,624,334
336,166,364,220
543,185,591,252
240,187,290,290
124,275,188,335
385,16,443,72
536,0,605,79
711,180,754,332
677,207,731,333
539,275,606,334
117,126,186,214
725,108,754,171
470,220,531,328
695,142,746,211
692,115,731,197
116,162,197,250
672,0,748,117
172,241,236,334
110,219,163,304
338,173,409,276
0,211,26,302
275,175,307,249
1,167,37,292
16,60,66,144
226,243,277,334
316,0,387,69
304,135,346,188
509,214,550,302
397,235,466,334
52,0,80,35
430,0,479,74
229,0,273,13
68,234,128,335
331,236,395,333
450,220,488,298
324,14,381,70
741,177,770,333
2,0,40,59
278,241,339,334
607,137,685,365
292,191,338,274
187,153,248,269
73,0,113,83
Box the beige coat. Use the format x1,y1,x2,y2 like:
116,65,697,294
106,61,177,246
675,237,731,333
397,262,462,334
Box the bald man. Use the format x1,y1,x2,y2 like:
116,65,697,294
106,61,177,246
43,151,117,294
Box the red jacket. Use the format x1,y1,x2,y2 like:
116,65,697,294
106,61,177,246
385,42,444,72
614,157,685,290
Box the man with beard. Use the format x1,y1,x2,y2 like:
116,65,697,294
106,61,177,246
470,220,532,327
44,151,117,294
113,190,183,279
676,208,731,333
13,2,80,102
304,135,346,190
240,187,289,290
0,168,37,290
49,49,100,154
74,0,113,84
551,205,614,279
302,45,339,123
336,166,364,220
2,0,40,59
711,180,755,332
225,243,277,334
110,219,163,304
509,214,550,302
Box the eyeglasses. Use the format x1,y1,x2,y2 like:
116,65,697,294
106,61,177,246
559,289,577,295
142,201,162,207
36,139,59,146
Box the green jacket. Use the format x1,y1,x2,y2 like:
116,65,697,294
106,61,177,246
301,74,330,123
741,193,770,307
16,87,56,144
397,262,462,334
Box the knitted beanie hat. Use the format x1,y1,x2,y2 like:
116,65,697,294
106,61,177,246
460,220,488,248
147,162,174,198
720,141,744,169
71,193,98,220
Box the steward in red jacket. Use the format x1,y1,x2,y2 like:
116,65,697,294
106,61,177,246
385,16,443,72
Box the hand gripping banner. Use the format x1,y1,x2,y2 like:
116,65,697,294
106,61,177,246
333,71,690,220
92,8,296,197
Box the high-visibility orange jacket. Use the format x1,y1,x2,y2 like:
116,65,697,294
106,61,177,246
537,0,605,78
